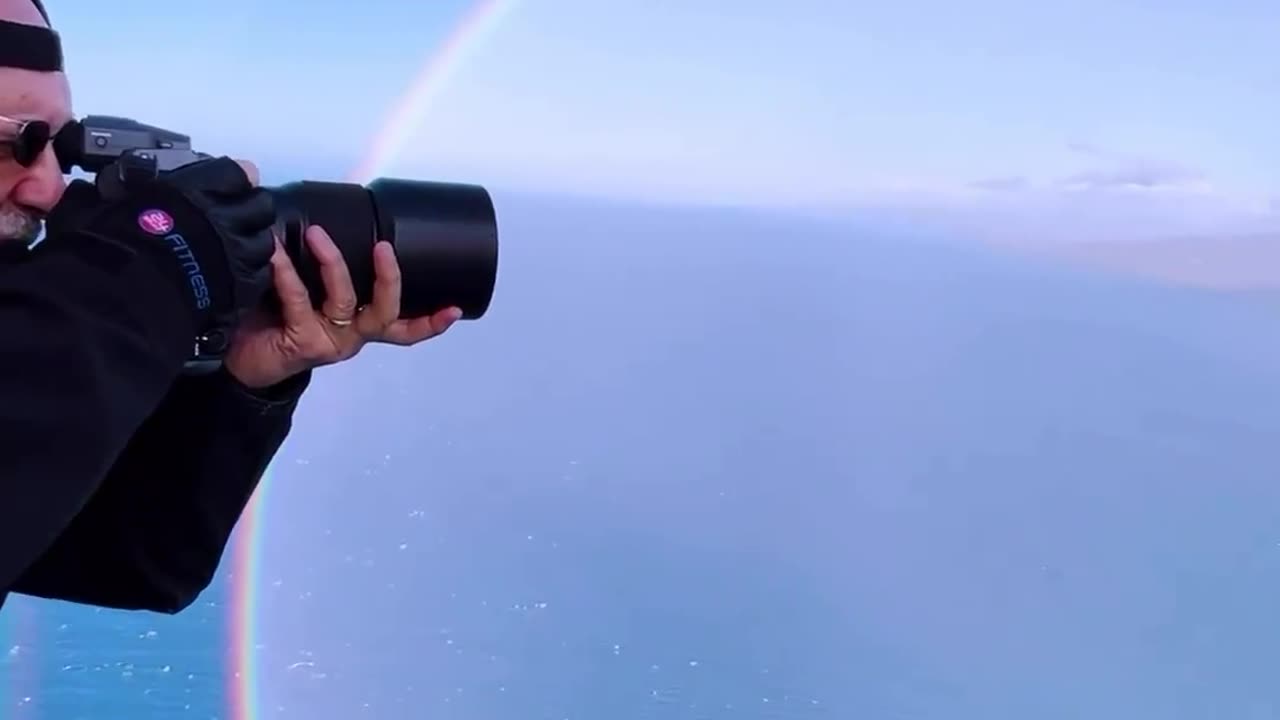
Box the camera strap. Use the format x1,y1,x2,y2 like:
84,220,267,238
0,19,63,72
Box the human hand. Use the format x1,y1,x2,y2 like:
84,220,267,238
223,224,462,389
45,155,276,360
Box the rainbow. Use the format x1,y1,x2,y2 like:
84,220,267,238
346,0,517,185
226,480,267,720
226,2,516,718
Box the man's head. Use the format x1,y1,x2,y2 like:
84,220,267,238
0,0,70,245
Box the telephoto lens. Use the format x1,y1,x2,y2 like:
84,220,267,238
269,178,499,320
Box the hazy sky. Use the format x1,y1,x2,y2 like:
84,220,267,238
41,0,1280,235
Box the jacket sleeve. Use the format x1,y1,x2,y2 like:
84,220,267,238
8,366,312,613
0,231,198,597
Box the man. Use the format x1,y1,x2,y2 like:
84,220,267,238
0,0,461,613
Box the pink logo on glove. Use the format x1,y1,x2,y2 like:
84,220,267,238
137,209,174,235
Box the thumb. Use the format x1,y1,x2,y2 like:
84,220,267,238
45,179,102,237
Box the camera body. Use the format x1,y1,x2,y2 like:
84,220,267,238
57,115,208,176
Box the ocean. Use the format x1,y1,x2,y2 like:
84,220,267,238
5,189,1280,719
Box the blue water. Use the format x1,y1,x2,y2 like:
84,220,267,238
1,589,225,717
6,191,1280,719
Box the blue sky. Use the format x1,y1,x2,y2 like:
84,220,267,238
41,0,1279,236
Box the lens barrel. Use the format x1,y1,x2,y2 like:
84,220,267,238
268,178,498,320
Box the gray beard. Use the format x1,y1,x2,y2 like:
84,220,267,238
0,205,42,246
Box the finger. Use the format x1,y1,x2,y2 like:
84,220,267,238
229,188,276,236
45,179,100,234
379,306,461,346
232,158,260,186
305,225,358,322
357,241,401,336
269,240,314,328
56,178,98,208
170,156,259,195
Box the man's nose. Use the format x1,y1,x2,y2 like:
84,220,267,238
11,146,67,212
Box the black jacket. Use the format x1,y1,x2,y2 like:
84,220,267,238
0,218,309,614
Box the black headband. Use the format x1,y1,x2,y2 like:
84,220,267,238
0,0,62,73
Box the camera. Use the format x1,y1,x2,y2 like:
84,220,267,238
53,115,499,370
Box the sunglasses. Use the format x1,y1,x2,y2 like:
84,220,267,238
0,114,53,168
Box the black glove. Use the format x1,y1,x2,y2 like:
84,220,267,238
46,156,276,341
